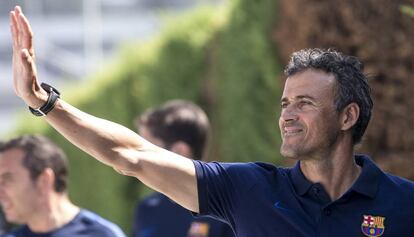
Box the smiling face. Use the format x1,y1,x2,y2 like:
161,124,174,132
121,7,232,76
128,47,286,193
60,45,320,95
0,148,41,224
279,69,342,160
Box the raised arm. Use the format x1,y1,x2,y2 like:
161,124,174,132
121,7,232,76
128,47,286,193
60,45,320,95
9,6,199,212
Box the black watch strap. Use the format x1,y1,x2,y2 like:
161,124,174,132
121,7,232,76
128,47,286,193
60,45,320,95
29,83,61,116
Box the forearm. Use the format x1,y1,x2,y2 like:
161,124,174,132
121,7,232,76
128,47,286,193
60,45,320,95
44,99,199,211
45,99,145,169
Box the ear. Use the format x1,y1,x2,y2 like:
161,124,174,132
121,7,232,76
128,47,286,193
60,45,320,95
36,168,55,193
340,103,360,131
170,141,193,158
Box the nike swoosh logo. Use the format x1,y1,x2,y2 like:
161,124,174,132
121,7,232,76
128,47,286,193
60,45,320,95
274,201,291,212
140,227,156,237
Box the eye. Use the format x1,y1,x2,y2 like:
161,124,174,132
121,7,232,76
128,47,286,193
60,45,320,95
281,102,288,109
298,100,312,108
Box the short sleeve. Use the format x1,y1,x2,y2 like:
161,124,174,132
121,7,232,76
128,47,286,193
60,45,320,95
193,161,258,226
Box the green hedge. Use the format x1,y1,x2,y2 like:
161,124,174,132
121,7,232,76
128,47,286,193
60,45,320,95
12,0,282,233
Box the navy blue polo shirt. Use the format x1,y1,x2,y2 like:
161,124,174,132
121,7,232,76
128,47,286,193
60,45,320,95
4,209,126,237
194,155,414,237
132,193,234,237
0,209,10,236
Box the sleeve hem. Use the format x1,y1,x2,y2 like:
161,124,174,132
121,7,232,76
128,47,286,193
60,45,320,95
192,160,208,215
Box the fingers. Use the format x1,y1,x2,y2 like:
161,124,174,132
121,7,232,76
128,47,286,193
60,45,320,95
21,49,38,75
17,10,35,55
14,5,22,14
21,49,31,62
10,6,34,56
9,11,19,49
10,6,40,103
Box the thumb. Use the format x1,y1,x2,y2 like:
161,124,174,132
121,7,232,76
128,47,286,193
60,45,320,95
20,48,38,79
21,48,33,63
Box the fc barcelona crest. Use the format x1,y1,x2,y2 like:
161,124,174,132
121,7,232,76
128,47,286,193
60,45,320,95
361,215,385,237
187,222,210,237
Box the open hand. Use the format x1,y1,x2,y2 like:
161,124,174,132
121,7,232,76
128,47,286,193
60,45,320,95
10,6,47,108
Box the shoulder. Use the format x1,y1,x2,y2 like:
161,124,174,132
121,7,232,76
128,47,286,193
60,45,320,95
377,173,414,220
355,155,414,197
194,160,285,177
194,161,286,190
382,173,414,197
76,209,126,237
359,155,414,199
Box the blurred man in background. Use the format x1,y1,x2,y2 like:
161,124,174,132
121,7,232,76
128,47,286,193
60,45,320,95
0,141,12,236
0,206,7,236
132,100,234,237
0,135,126,237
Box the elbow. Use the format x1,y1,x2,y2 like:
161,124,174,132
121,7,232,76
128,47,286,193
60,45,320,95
108,147,143,177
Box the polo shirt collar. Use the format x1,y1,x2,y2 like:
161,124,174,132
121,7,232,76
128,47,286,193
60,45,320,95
289,154,381,198
350,154,381,199
290,161,313,196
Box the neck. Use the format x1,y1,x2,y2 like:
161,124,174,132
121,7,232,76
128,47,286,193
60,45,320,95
27,193,80,233
299,142,361,201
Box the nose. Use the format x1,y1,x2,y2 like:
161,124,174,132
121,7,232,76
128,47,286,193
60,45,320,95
280,105,299,122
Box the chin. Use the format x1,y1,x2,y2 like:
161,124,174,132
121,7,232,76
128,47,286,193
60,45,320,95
4,215,15,223
8,218,25,225
283,154,302,161
281,144,301,159
280,149,301,160
4,213,23,225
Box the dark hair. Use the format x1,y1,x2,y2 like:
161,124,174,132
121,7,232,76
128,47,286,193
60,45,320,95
136,100,210,160
0,135,68,193
285,48,373,144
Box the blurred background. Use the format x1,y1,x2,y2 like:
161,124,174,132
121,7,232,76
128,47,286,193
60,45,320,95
0,0,222,136
0,0,413,234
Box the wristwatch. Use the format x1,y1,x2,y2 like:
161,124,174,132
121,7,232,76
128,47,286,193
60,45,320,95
29,83,61,116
